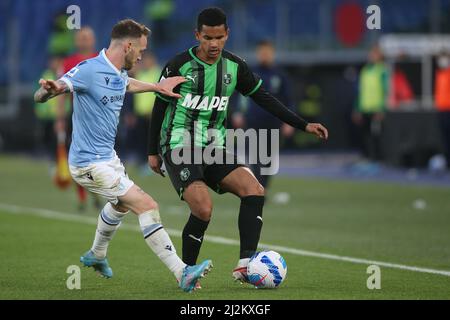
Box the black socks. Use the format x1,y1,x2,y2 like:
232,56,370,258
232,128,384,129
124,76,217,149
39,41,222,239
182,195,265,264
182,213,210,265
238,195,265,259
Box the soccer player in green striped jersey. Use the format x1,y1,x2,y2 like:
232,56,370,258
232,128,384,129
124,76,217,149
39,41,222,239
148,7,328,285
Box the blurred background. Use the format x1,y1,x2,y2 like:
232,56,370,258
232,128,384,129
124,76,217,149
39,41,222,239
1,0,450,211
2,0,450,179
1,0,450,299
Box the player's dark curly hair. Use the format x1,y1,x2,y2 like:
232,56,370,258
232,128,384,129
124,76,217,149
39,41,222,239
197,7,228,31
111,19,151,40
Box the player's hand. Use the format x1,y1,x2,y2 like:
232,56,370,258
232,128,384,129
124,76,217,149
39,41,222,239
148,155,165,177
281,123,295,138
352,112,363,125
156,76,187,99
39,79,65,95
231,112,245,129
306,123,328,140
373,112,385,122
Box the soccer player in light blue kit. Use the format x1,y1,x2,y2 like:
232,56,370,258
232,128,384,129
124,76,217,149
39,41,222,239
34,19,212,292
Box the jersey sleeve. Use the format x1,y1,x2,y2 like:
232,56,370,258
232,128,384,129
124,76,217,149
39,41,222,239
60,61,91,93
236,59,263,96
123,71,130,87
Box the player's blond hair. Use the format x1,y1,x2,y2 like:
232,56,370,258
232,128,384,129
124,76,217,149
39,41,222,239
111,19,151,40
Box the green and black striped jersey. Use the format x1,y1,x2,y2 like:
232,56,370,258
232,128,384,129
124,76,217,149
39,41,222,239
156,46,262,154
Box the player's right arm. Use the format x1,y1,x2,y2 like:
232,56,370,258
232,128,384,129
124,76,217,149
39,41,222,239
249,86,328,139
147,97,169,176
147,59,182,176
33,79,69,103
234,55,328,140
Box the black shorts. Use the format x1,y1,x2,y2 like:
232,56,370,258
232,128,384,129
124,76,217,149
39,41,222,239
162,148,246,199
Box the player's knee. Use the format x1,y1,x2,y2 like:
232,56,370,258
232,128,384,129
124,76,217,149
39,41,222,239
138,195,158,213
240,182,265,197
256,183,265,196
111,203,129,213
192,201,213,221
145,199,159,212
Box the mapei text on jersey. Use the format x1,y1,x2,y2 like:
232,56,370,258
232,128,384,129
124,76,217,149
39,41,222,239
181,93,229,111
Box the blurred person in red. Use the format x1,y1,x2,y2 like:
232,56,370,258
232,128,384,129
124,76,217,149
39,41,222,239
56,26,99,211
388,56,415,109
434,53,450,167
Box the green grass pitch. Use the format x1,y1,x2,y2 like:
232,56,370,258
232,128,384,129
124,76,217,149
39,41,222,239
0,155,449,299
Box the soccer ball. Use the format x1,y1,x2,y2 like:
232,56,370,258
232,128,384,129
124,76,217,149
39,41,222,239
247,250,287,288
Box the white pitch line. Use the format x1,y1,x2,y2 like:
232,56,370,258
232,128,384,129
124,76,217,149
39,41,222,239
1,203,450,277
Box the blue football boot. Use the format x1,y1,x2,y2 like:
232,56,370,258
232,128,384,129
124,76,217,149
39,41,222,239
80,250,113,279
179,260,213,292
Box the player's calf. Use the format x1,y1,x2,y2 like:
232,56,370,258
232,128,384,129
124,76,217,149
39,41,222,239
90,202,128,259
135,201,191,285
182,182,213,265
182,213,210,266
184,181,213,221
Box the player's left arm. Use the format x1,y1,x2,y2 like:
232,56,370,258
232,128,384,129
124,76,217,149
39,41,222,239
249,86,328,140
236,57,328,139
126,77,186,98
34,79,70,103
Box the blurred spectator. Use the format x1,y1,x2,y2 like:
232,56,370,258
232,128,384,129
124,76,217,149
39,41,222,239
56,26,97,143
117,71,136,163
120,53,161,172
57,26,97,149
133,53,161,170
47,12,75,56
61,27,97,75
145,0,175,45
353,45,388,161
55,26,99,212
34,56,69,158
434,53,450,166
388,58,415,109
232,40,295,189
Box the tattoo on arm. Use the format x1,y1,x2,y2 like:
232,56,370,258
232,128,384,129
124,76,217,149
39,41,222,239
34,80,69,103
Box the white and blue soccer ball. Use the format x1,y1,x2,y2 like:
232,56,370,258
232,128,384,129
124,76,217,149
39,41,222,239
247,250,287,288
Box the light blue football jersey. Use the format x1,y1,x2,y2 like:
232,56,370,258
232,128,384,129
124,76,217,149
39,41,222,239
61,49,129,166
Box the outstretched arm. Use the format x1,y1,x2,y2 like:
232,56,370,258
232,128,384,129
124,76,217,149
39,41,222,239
127,76,187,97
34,79,69,103
249,86,328,139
